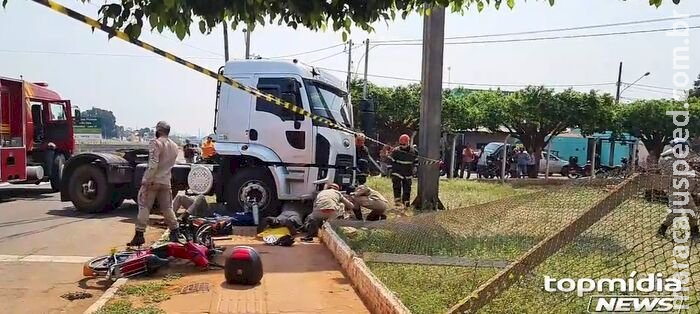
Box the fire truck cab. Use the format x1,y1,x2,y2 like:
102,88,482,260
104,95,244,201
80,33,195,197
0,77,77,190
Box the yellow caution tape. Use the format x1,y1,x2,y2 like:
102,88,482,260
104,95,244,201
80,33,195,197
30,0,440,165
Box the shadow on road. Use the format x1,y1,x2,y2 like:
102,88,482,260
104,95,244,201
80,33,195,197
0,187,54,203
46,203,138,222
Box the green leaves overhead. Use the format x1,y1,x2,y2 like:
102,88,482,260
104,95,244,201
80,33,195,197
66,0,558,40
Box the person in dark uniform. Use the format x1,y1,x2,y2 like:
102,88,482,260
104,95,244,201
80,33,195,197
356,133,370,185
388,134,418,208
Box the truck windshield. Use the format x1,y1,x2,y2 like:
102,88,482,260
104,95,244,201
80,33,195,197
304,79,351,128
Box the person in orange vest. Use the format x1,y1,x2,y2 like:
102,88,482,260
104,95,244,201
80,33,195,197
201,136,216,161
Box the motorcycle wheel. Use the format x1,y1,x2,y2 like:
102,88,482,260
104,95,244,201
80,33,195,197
85,251,137,276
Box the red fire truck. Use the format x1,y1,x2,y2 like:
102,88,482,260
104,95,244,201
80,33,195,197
0,77,78,191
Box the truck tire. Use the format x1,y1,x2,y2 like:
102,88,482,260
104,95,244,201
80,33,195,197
67,164,116,213
225,167,280,218
50,154,66,192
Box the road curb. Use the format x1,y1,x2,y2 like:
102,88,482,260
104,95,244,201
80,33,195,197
83,278,128,314
320,223,411,314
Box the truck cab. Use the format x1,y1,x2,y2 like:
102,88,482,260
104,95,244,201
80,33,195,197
213,60,356,216
0,77,76,190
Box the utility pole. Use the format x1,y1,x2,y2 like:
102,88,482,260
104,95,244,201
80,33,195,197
346,39,353,90
363,39,370,99
610,62,623,166
615,62,623,104
414,5,446,211
223,23,230,62
243,29,251,59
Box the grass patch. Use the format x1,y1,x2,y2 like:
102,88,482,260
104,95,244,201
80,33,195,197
94,300,165,314
364,176,535,210
115,279,173,306
367,263,499,314
340,179,700,313
117,282,167,296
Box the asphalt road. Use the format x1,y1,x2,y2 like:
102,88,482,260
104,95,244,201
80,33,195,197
0,184,142,314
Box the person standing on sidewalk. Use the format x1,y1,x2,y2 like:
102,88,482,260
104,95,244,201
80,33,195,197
515,148,530,179
460,144,475,179
389,134,418,208
127,121,181,246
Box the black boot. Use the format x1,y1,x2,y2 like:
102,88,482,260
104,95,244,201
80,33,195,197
257,217,273,234
691,226,699,239
657,224,668,237
127,231,145,247
169,228,182,243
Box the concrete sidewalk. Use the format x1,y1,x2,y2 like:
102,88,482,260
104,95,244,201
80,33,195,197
124,227,369,314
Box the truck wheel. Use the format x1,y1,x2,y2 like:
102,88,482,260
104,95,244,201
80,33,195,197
225,168,280,217
67,164,115,213
49,154,66,192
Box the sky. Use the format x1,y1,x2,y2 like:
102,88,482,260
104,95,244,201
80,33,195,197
1,0,699,136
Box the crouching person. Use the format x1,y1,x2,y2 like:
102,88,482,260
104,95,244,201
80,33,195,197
257,201,311,235
349,185,389,221
173,194,215,222
301,183,354,242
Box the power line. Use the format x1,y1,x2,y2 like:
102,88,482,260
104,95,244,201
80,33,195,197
0,49,221,60
374,26,700,46
267,43,346,59
309,50,347,63
625,85,676,96
625,83,677,91
317,67,615,89
374,14,700,43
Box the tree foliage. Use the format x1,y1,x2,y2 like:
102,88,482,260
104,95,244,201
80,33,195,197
689,73,700,99
0,0,671,40
82,107,120,138
615,98,700,163
350,80,482,143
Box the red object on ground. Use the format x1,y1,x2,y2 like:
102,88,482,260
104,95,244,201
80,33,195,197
167,242,210,268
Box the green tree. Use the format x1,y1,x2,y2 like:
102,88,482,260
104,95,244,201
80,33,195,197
480,86,615,171
82,107,119,139
616,98,700,164
0,0,670,40
689,73,700,99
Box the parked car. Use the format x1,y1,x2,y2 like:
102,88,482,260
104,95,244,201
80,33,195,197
539,152,569,176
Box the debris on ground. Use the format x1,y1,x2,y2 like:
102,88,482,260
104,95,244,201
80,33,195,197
340,226,359,238
60,291,93,301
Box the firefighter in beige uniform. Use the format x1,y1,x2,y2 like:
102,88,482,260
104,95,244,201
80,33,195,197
349,185,389,221
657,138,700,239
301,183,354,242
127,121,181,246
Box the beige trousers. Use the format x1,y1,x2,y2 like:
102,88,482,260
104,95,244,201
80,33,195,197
136,183,178,232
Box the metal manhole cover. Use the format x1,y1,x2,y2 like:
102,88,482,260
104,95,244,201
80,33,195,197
180,282,210,294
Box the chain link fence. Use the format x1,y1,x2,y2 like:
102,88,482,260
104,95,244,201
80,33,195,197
331,173,699,313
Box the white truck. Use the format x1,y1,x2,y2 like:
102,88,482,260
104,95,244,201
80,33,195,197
60,60,357,217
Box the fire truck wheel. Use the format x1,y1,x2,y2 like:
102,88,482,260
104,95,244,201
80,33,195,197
50,154,66,193
225,168,281,218
68,164,114,213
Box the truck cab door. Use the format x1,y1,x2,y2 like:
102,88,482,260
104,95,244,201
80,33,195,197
248,76,313,194
43,101,72,147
